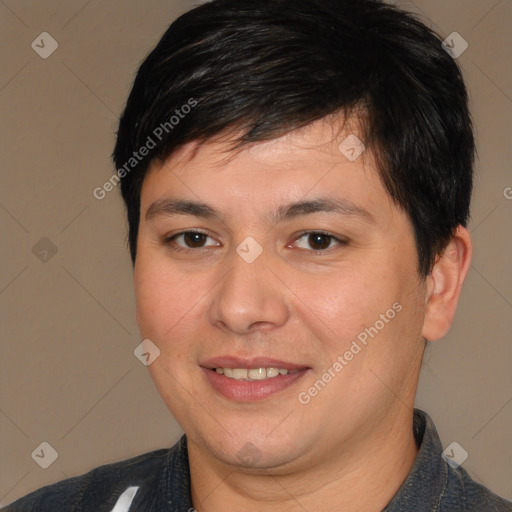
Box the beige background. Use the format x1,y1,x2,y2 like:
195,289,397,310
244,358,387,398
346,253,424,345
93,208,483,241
1,0,511,506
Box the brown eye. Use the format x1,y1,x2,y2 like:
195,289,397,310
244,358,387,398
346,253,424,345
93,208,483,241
307,233,332,250
166,230,218,251
293,231,347,252
181,232,208,248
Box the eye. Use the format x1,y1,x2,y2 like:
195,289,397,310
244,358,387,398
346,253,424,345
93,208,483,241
292,231,347,252
165,230,219,251
164,230,347,254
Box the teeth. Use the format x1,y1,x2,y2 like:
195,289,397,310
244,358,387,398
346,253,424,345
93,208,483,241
232,369,248,380
215,367,290,380
266,367,280,378
248,368,266,380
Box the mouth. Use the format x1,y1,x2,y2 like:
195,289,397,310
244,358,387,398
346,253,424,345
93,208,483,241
213,366,298,380
200,357,311,401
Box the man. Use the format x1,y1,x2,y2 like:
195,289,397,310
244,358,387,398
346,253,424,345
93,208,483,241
4,0,511,510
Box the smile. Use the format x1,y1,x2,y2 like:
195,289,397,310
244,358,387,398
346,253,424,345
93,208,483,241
201,360,310,400
214,367,294,380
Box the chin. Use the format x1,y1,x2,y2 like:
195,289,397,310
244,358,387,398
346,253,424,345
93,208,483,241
197,424,304,470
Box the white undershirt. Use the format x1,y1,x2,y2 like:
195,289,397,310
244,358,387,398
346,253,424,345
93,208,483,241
110,486,139,512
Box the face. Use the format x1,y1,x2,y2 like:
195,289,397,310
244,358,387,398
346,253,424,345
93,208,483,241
134,117,427,473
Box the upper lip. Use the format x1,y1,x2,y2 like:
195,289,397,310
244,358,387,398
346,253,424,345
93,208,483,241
201,356,310,371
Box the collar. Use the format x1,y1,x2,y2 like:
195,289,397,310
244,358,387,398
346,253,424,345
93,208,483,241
383,408,448,511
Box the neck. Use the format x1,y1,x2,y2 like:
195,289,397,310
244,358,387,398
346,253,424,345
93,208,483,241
188,408,419,512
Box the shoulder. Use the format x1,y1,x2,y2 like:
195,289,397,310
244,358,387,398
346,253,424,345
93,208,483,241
1,446,173,512
387,410,511,512
443,464,512,512
419,409,512,512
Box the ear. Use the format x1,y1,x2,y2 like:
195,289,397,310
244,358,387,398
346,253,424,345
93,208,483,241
421,226,472,341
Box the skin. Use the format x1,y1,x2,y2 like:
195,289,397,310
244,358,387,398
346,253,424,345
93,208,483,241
134,116,472,511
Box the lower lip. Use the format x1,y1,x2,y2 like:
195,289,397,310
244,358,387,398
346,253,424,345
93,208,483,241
201,368,309,401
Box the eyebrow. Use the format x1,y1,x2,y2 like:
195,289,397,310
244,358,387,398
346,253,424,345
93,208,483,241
145,197,375,225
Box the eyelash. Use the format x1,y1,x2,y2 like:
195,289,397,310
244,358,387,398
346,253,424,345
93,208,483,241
164,230,348,255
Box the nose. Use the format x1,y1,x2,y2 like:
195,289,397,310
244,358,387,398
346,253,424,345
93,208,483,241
207,247,290,335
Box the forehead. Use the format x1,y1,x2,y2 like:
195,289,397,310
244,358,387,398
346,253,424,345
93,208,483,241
140,116,394,220
165,116,363,171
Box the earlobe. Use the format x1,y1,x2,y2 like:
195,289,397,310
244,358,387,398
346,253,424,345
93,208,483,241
421,226,473,341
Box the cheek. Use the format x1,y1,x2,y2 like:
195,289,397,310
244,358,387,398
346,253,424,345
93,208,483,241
134,259,161,337
293,259,420,380
134,252,196,342
292,268,391,340
134,258,207,403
